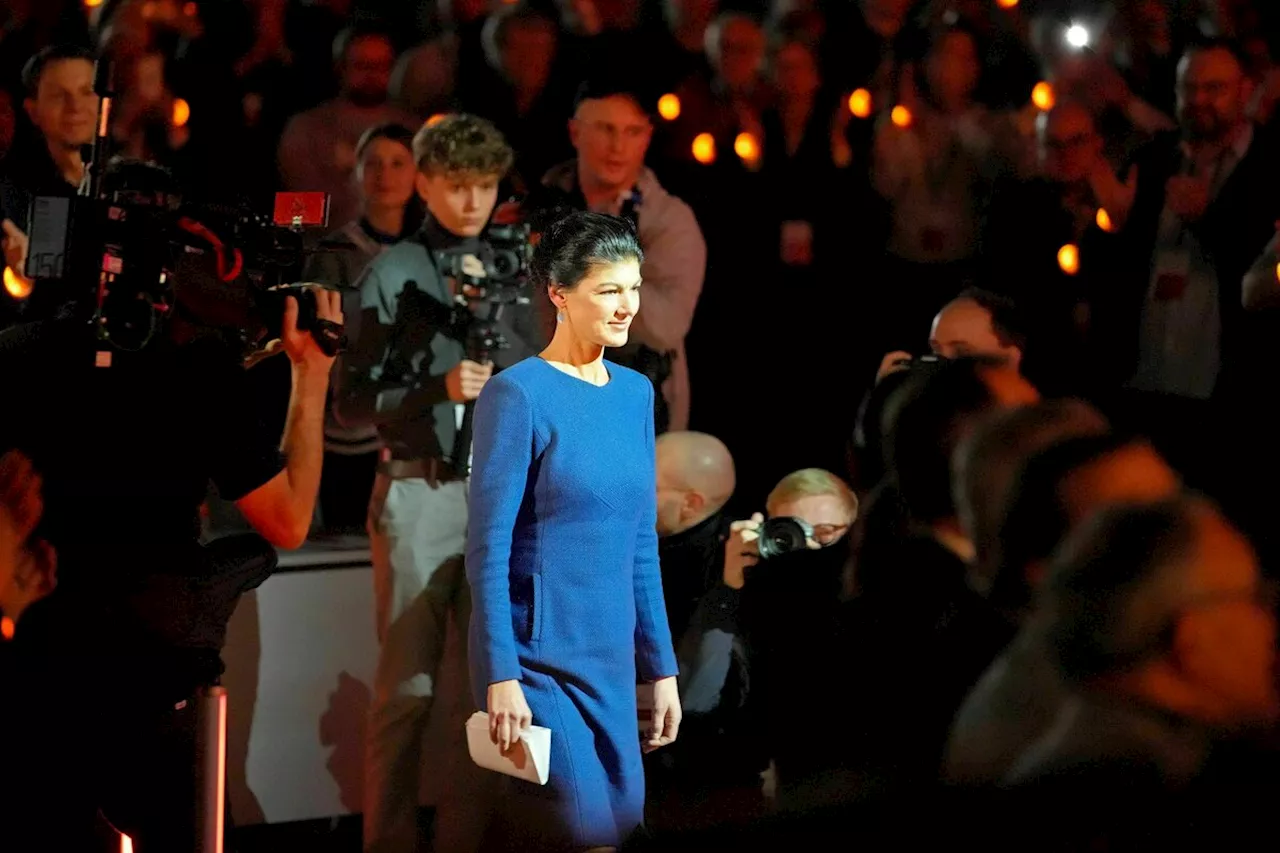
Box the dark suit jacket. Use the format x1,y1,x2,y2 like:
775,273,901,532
1114,124,1280,399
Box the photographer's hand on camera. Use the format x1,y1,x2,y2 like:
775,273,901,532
877,350,914,383
446,359,493,402
723,513,763,589
282,287,344,374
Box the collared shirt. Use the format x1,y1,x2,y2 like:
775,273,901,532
1131,125,1254,399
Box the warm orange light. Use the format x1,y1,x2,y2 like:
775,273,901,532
890,105,913,128
848,88,873,119
997,0,1019,8
84,0,104,7
183,1,197,15
1096,208,1114,232
1275,261,1280,283
733,132,760,163
692,133,716,165
1032,81,1055,112
426,113,448,127
1058,244,1080,275
4,266,32,300
657,94,681,121
120,833,133,853
171,98,191,127
1,617,14,641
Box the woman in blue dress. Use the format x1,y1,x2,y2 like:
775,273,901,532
466,211,682,851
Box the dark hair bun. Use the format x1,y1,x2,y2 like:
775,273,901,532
532,211,643,290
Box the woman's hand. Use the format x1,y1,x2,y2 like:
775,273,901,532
643,676,682,754
487,679,533,753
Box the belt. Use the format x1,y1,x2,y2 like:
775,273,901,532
377,457,464,487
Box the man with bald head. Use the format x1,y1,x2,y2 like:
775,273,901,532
656,431,735,639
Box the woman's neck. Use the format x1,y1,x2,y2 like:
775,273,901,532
363,203,404,238
541,325,608,381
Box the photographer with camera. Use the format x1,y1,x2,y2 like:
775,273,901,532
334,113,541,853
655,461,855,819
732,469,859,808
0,154,342,849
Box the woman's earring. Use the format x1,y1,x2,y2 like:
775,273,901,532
556,310,565,324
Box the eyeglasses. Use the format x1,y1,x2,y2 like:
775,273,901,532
811,523,850,545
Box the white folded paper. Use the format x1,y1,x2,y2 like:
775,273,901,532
465,711,551,785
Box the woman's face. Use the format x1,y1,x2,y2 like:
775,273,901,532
552,258,642,349
358,138,417,212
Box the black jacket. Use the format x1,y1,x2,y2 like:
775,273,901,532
1113,124,1280,399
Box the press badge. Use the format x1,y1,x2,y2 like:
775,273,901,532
1152,248,1191,302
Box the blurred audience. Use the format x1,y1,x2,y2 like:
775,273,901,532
468,5,569,188
1002,497,1279,847
277,26,416,228
841,358,1034,795
947,430,1180,785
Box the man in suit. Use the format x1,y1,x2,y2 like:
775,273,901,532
1114,38,1280,543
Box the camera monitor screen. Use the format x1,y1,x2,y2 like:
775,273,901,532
26,195,71,280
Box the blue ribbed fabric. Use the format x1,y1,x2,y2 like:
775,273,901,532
466,356,678,847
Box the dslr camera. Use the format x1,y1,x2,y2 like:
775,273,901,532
754,516,817,560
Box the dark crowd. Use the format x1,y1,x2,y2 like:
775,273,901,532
4,0,1280,850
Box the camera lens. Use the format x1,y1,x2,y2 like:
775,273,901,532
491,251,517,277
757,517,812,559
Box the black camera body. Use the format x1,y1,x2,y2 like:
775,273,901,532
25,186,337,355
433,218,534,361
756,516,815,559
22,56,337,357
431,216,535,475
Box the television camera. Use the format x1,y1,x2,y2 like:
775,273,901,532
22,58,341,359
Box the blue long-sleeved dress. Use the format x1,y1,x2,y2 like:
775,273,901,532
466,356,679,848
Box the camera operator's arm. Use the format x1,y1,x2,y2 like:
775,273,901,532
627,203,706,353
234,291,342,549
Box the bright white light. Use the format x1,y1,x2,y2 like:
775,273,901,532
1065,23,1090,50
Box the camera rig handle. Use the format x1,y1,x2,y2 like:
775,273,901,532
449,296,509,479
